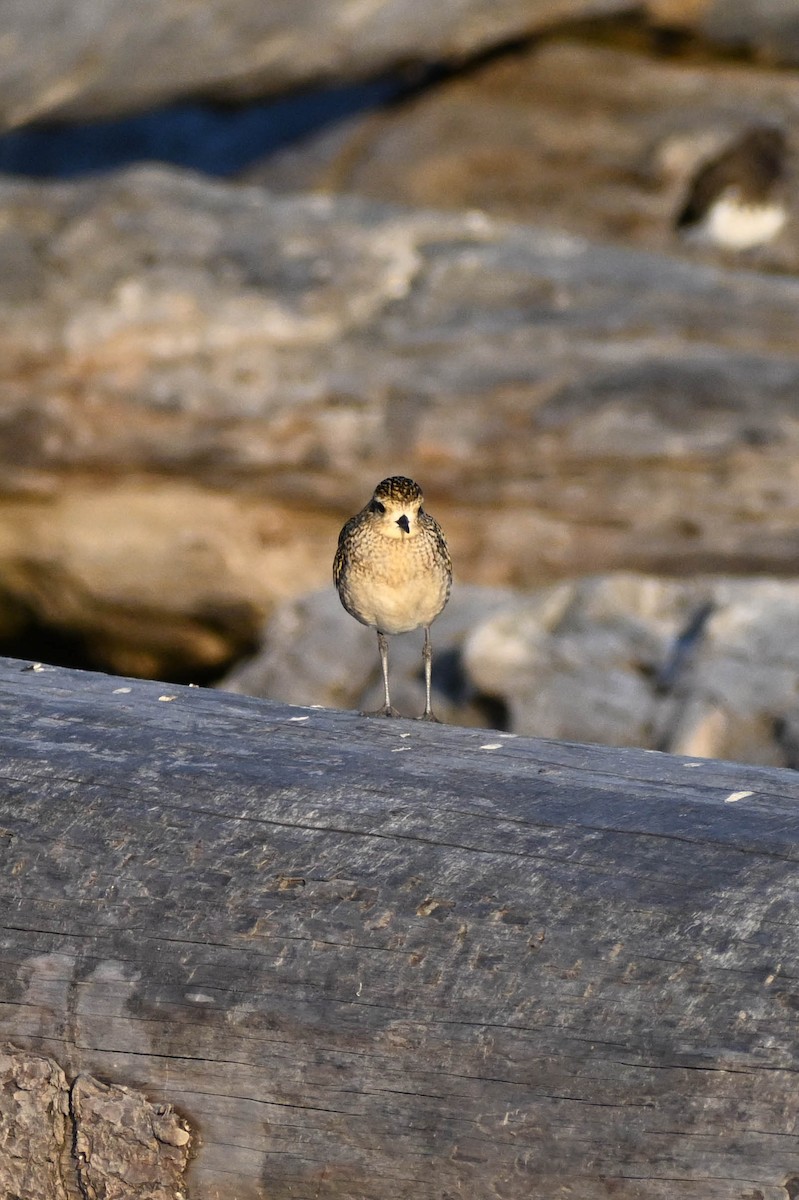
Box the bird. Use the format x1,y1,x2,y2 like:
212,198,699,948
675,125,788,251
334,476,452,721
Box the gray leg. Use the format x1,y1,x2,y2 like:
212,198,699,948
361,630,402,718
419,626,441,722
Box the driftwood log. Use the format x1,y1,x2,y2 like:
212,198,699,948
1,654,798,1199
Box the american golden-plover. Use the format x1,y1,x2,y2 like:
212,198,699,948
334,476,452,721
676,125,787,250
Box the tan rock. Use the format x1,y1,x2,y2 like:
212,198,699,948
245,40,799,266
3,0,799,132
0,481,331,677
0,0,640,128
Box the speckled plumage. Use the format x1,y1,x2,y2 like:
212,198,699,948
334,476,452,720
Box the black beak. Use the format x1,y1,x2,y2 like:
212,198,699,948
396,514,410,534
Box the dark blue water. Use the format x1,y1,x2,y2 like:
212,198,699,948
0,77,403,178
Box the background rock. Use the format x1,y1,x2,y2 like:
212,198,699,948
223,571,799,767
3,2,799,133
0,0,641,129
463,572,799,765
245,39,799,267
4,0,796,133
700,0,799,64
221,584,516,727
4,166,799,676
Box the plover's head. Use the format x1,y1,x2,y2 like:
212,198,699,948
368,476,425,539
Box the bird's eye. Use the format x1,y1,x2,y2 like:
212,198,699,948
371,500,386,514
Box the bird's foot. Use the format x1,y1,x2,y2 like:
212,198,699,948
417,710,442,723
360,704,404,718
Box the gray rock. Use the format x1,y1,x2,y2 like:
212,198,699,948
245,39,799,268
3,167,799,675
463,573,799,765
220,584,516,727
0,0,638,128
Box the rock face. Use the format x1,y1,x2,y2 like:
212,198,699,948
3,1,799,131
463,572,799,766
0,0,641,129
3,166,799,676
246,39,799,268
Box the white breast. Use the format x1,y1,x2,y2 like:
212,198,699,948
702,193,786,250
350,569,449,635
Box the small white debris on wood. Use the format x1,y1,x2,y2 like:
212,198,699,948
287,715,309,722
682,762,701,768
185,991,216,1004
22,662,47,672
112,687,132,694
158,694,177,702
724,790,753,804
480,743,502,750
391,746,411,752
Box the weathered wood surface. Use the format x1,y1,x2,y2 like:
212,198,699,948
1,655,799,1199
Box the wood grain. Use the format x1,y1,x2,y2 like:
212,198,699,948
1,655,798,1199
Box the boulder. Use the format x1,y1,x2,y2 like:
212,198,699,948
3,167,799,676
220,584,516,728
0,0,640,129
245,39,799,267
463,572,799,766
4,1,799,131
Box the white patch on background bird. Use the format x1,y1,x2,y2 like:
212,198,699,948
689,192,786,251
